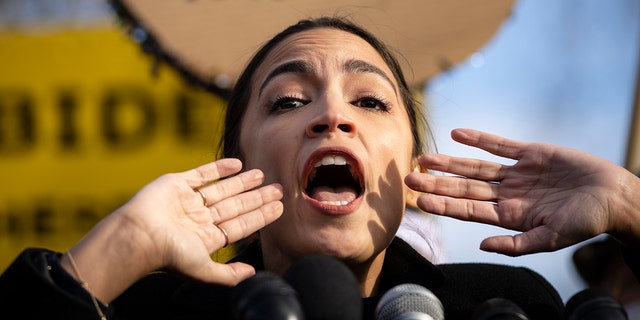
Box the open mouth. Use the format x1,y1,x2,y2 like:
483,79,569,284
305,154,363,206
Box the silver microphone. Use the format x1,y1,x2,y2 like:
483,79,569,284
375,283,445,320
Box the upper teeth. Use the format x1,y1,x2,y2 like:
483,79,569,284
315,155,347,167
309,155,358,183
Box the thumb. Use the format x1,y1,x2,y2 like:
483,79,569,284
195,261,257,287
479,228,551,257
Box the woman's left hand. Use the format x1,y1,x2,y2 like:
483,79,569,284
405,128,640,256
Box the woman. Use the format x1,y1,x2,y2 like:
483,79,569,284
1,17,639,319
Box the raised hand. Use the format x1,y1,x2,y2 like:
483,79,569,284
61,159,283,303
405,128,640,256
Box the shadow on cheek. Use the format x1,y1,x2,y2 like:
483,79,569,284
366,159,406,243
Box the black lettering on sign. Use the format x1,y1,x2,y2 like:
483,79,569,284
175,90,225,147
176,92,199,142
0,194,128,237
101,86,157,150
57,90,80,150
0,86,227,154
5,205,23,235
0,90,36,154
34,205,55,236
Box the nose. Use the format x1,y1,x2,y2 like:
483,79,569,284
305,97,356,137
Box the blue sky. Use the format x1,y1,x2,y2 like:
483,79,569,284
427,0,640,301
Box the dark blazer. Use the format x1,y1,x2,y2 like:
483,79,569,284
0,238,565,319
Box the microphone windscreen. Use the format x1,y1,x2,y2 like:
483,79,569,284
376,283,445,320
470,297,528,320
283,254,362,320
564,288,628,320
230,271,304,320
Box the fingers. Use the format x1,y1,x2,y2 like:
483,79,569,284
198,169,267,207
214,199,283,246
191,165,284,247
186,158,244,188
405,171,499,201
417,153,507,182
415,193,500,226
170,160,284,251
195,194,283,285
451,128,528,160
208,183,283,224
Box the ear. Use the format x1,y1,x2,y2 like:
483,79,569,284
406,157,426,209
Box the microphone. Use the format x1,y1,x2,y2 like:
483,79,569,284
470,297,529,320
564,288,628,320
230,271,304,320
283,254,362,320
375,283,445,320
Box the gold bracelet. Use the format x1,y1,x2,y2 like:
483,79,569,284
66,251,107,320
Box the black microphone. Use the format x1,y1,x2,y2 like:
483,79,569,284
564,288,628,320
470,297,529,320
283,254,362,320
230,271,304,320
375,283,445,320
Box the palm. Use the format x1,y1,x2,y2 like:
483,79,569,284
122,175,219,275
110,159,283,284
405,129,617,256
489,144,610,254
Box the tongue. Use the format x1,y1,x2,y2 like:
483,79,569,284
310,186,357,203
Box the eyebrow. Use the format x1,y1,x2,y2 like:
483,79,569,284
342,59,397,93
258,58,397,96
259,60,315,96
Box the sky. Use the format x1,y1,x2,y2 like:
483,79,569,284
426,0,640,302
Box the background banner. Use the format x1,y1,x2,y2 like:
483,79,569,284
0,27,230,271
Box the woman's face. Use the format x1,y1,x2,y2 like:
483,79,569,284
239,28,415,270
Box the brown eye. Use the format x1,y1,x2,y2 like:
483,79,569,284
353,96,390,111
269,96,309,112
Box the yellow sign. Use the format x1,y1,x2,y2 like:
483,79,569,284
0,27,231,271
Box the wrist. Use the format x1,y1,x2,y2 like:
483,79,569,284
61,211,161,303
608,169,640,248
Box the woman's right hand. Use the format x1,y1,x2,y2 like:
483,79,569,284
60,158,283,304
